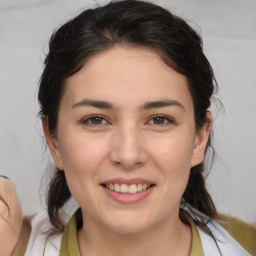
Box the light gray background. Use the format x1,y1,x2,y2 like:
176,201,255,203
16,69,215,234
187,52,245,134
0,0,255,224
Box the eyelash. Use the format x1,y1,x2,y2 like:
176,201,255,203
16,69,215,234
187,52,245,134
81,115,109,126
147,115,175,126
81,115,175,127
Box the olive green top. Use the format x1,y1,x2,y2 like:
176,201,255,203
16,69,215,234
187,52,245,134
60,216,80,256
59,215,204,256
218,214,256,255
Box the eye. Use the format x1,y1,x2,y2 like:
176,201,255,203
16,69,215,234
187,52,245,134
148,115,174,125
82,116,108,125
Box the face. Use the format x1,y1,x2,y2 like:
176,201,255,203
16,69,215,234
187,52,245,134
45,47,210,234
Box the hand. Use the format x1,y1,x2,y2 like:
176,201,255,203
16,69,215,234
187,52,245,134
0,176,22,256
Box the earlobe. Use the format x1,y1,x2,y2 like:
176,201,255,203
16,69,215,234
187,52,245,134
42,117,64,170
191,112,212,167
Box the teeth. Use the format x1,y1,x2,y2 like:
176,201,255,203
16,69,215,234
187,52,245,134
120,184,128,193
105,183,151,194
114,183,120,192
137,184,142,192
128,184,137,194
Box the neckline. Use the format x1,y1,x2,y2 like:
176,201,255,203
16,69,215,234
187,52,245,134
59,213,204,256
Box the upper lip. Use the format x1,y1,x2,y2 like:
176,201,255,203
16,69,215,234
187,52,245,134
101,178,155,185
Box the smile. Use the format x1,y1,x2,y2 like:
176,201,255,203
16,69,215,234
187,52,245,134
101,178,156,203
102,183,153,194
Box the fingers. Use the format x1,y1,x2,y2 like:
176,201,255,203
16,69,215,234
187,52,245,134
0,175,10,180
0,177,22,255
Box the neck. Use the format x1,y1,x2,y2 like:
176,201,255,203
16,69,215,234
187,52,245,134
78,212,191,256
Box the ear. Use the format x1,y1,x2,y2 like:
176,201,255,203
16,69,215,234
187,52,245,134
190,111,212,167
42,117,64,170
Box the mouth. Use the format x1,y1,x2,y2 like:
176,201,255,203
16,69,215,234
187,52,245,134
101,183,155,194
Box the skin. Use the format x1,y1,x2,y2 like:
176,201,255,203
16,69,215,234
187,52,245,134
44,46,211,256
0,177,22,255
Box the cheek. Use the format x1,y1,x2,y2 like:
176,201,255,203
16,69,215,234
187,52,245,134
57,135,108,210
149,132,194,197
150,133,195,173
58,134,108,175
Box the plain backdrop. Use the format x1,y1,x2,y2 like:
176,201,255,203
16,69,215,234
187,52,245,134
0,0,255,224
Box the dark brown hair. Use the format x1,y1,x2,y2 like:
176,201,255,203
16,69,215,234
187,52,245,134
38,0,218,233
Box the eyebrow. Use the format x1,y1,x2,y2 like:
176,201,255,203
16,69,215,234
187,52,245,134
72,99,115,109
71,98,184,110
141,99,185,110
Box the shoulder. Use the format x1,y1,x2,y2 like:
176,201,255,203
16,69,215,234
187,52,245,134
181,204,254,256
13,212,63,256
217,214,256,256
196,215,255,256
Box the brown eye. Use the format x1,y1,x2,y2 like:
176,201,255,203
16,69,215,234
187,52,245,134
82,116,107,125
148,115,174,125
90,116,104,124
153,116,166,124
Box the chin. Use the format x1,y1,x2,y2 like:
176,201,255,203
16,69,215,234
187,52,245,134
108,222,149,235
102,211,155,235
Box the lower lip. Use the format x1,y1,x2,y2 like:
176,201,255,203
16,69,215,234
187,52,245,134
101,186,155,204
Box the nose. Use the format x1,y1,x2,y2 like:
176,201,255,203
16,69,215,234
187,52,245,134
109,125,148,170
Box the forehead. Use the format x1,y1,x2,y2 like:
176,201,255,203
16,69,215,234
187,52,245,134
62,46,193,110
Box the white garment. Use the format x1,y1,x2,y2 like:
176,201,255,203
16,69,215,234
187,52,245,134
183,205,252,256
197,218,251,256
25,210,252,256
24,211,62,256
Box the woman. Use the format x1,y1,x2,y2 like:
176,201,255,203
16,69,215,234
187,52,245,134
1,0,255,255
